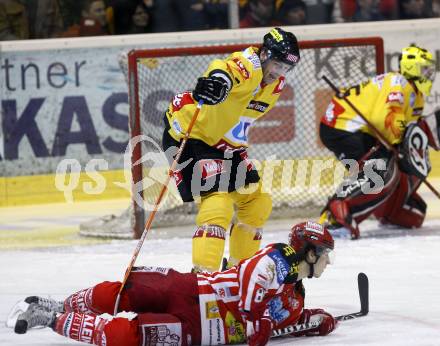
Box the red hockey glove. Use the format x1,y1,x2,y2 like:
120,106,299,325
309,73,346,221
292,309,337,337
247,313,273,346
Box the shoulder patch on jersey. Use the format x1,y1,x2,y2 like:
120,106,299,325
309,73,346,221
171,91,194,113
232,58,250,80
391,74,408,88
242,47,261,70
371,74,385,89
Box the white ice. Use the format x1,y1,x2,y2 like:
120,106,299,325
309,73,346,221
1,219,440,345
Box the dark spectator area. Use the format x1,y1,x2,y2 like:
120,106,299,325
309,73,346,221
0,0,439,40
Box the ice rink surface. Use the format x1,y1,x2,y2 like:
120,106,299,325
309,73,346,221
1,219,440,345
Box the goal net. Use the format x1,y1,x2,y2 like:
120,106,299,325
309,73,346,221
79,37,384,239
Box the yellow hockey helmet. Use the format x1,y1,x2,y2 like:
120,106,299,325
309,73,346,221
400,45,436,97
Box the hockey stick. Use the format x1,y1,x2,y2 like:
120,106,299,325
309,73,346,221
271,272,369,338
113,101,204,315
322,75,440,199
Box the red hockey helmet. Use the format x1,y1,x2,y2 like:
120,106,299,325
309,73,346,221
289,221,334,257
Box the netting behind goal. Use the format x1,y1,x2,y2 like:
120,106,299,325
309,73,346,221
80,37,384,239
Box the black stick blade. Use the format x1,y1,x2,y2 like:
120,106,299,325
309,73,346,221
358,272,369,315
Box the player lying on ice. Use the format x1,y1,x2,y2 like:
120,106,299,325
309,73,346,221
13,221,336,346
319,44,440,239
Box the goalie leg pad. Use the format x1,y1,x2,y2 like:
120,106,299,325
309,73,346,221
336,155,400,222
375,174,426,228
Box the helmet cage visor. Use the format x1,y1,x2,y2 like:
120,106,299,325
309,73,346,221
315,246,334,264
421,64,436,83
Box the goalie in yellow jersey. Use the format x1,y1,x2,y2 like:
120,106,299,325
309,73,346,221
162,27,300,272
319,45,439,239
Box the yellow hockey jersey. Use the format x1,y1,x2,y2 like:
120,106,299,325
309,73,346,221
165,47,286,151
322,72,425,145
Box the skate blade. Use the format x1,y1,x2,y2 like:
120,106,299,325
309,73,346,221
6,300,29,328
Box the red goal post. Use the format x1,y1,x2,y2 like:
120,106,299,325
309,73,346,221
127,37,384,239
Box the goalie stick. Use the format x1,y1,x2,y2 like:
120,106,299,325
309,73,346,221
271,272,369,338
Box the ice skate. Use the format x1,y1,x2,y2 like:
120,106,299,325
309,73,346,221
14,303,57,334
24,295,64,313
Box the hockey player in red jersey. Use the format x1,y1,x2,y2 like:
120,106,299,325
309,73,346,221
162,27,300,272
319,45,439,239
13,221,337,346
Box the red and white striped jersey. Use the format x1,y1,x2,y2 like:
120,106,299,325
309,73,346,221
196,243,304,345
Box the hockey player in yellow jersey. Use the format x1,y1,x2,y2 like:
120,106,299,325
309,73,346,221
162,27,300,272
319,45,439,239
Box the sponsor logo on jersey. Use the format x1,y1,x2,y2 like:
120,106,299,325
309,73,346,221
217,287,232,298
268,251,290,284
247,100,269,113
142,324,181,346
227,321,246,341
243,48,261,69
232,58,250,79
206,301,221,319
386,91,404,104
133,266,170,275
272,77,285,94
268,296,290,323
208,318,224,345
391,74,407,87
371,74,385,89
172,119,182,135
224,117,255,145
199,159,225,179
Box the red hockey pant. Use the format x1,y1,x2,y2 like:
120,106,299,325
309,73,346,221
53,269,201,346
